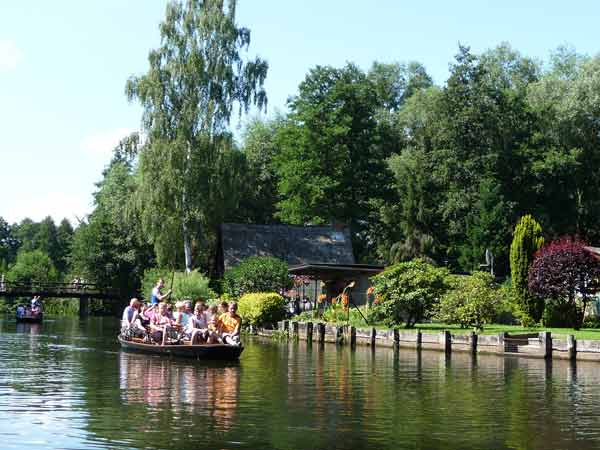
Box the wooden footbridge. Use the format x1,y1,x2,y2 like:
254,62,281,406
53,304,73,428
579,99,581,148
0,281,122,317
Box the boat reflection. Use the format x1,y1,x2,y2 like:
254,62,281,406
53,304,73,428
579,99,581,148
118,351,240,431
15,322,41,335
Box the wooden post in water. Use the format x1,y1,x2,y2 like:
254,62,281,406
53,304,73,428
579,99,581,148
470,331,478,355
498,332,507,354
79,297,90,318
317,323,325,343
441,330,451,354
566,334,576,360
540,331,552,358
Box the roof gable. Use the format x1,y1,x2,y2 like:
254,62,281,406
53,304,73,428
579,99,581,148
220,223,355,269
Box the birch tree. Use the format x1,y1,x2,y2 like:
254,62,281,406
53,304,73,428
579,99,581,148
126,0,267,271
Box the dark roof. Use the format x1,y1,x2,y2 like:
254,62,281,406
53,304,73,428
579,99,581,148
220,223,355,270
288,263,384,280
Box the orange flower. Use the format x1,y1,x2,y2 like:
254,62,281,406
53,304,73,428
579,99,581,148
341,293,349,306
374,294,382,305
366,286,374,296
317,294,327,304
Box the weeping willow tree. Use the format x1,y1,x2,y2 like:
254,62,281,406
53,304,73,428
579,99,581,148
126,0,268,271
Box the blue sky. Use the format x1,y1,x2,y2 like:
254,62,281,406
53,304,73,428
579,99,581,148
0,0,598,225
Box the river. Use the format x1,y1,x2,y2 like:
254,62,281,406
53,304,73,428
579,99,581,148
0,317,600,449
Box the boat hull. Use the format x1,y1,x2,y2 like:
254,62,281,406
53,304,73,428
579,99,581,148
117,336,243,360
16,314,43,324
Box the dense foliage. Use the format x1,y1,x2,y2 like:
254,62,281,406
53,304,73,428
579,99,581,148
435,272,503,331
223,256,292,298
510,215,544,323
237,292,286,327
7,250,59,283
529,238,600,329
370,259,448,328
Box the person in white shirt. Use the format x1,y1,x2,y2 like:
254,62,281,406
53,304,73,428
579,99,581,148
186,302,210,344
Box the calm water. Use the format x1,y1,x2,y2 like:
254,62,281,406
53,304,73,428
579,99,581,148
0,318,600,450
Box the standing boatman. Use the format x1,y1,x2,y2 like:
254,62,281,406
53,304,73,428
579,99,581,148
150,278,172,305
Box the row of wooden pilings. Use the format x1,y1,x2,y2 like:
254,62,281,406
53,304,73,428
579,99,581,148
265,321,600,362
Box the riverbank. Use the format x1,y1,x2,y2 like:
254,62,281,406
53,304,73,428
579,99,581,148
264,320,600,362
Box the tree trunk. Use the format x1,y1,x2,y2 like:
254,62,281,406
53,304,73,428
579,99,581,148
182,219,192,273
182,139,193,273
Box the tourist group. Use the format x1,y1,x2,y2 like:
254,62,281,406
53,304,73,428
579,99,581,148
120,278,241,346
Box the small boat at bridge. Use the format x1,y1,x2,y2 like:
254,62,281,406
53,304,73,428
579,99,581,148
15,303,43,324
117,335,243,360
16,311,43,323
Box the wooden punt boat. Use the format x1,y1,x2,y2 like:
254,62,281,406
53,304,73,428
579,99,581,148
16,313,43,324
117,335,244,360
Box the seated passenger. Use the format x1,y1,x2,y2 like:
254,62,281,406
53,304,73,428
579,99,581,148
16,304,25,318
205,305,220,344
173,301,192,328
205,304,218,323
121,298,145,338
149,302,174,346
186,303,210,344
217,302,242,346
139,303,155,327
218,301,229,316
166,303,175,320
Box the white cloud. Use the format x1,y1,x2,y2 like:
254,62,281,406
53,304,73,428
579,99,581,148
0,40,22,71
81,127,136,156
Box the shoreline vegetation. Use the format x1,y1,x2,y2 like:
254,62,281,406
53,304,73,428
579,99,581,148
2,2,600,335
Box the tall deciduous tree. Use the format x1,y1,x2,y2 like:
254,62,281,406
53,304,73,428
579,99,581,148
274,63,396,261
126,0,268,272
510,215,544,322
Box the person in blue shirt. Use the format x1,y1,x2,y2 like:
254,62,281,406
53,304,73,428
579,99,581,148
150,278,172,305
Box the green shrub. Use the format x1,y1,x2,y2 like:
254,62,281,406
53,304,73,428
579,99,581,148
141,268,216,302
494,282,519,325
509,215,544,322
582,315,600,329
541,300,578,328
371,259,449,328
435,272,502,331
223,256,292,298
172,271,216,301
237,292,286,327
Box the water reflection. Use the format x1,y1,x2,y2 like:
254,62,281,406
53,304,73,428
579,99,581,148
15,322,41,335
119,352,240,432
5,318,600,449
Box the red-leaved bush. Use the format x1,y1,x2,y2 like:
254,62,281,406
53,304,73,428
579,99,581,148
528,237,600,329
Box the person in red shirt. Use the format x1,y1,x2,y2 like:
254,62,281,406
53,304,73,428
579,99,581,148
149,302,174,345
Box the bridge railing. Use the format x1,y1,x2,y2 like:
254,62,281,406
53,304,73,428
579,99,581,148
0,281,120,298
